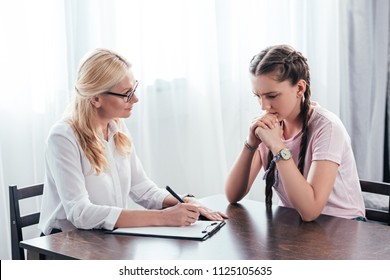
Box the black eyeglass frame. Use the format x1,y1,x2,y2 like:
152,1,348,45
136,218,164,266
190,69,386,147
103,80,138,102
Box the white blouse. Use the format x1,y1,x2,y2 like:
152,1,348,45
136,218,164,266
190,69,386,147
38,119,169,235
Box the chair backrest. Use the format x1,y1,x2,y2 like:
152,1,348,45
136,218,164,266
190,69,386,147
360,180,390,226
9,183,44,260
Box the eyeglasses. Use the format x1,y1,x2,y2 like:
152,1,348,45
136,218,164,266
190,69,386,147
103,80,138,102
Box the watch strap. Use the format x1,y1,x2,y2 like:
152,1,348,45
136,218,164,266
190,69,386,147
273,153,282,161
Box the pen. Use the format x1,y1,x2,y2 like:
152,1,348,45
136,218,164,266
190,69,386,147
166,186,184,203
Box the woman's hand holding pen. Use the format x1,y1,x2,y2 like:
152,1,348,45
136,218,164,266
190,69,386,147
165,186,228,224
161,203,200,226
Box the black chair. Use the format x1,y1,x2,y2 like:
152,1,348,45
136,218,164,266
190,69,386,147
9,183,43,260
360,180,390,226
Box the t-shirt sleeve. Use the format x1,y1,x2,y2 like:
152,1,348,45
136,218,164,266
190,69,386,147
311,120,349,165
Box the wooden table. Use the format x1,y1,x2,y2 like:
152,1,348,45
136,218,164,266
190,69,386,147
20,195,390,259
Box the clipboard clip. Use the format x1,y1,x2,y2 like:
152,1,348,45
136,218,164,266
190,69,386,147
202,222,218,233
201,221,226,238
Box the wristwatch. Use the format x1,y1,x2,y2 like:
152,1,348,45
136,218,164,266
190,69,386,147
182,194,195,200
273,147,292,161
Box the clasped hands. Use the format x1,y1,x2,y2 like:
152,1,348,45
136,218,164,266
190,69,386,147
248,113,283,150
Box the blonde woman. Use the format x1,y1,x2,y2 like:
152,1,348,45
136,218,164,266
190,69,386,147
39,49,226,235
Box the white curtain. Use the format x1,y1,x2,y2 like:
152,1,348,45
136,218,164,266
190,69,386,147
0,0,366,259
340,0,389,181
0,0,70,259
0,147,10,259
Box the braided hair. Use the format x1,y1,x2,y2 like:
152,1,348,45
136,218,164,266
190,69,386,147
249,45,312,208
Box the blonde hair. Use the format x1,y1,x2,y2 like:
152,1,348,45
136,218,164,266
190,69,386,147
67,48,132,174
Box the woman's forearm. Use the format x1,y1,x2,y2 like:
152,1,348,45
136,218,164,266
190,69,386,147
225,147,261,203
276,159,338,221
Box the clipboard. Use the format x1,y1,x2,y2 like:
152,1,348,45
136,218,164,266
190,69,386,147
106,220,226,241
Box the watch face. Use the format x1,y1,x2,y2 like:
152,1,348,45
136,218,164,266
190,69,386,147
281,148,292,160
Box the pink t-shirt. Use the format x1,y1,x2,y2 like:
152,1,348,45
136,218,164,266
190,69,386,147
258,102,365,219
